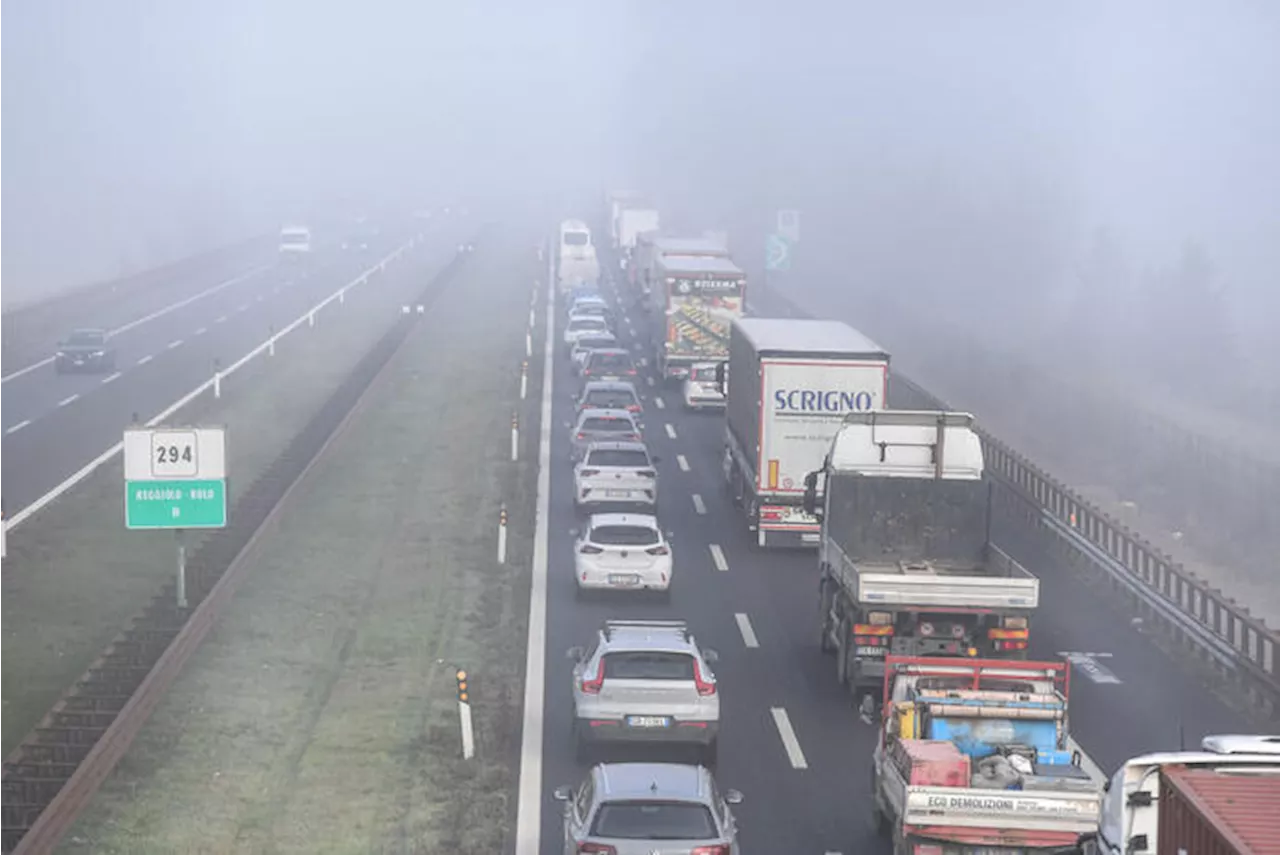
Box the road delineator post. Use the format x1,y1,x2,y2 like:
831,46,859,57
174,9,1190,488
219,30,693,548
511,412,520,462
268,325,276,357
498,504,508,564
213,358,223,399
308,310,316,328
520,361,528,400
526,331,532,358
175,529,188,609
456,667,475,759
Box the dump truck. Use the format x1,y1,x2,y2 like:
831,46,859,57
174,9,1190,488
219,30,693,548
1086,735,1280,855
648,253,746,383
808,411,1040,695
872,655,1102,854
723,318,889,548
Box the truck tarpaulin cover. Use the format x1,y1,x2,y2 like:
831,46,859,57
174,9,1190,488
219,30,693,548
826,476,992,566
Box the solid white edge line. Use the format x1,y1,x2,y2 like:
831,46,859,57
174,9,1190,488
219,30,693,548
677,454,690,472
692,493,706,514
735,613,760,648
770,707,809,769
514,245,555,855
709,543,729,572
0,357,56,384
664,423,677,439
4,241,417,534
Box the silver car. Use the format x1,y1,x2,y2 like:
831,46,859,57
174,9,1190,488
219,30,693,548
574,442,658,513
570,408,642,462
571,334,620,373
564,315,612,353
567,620,721,765
553,762,742,855
579,347,639,385
575,381,644,422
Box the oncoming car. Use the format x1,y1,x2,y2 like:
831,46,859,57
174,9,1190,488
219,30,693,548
573,441,658,513
566,620,721,764
570,408,642,461
553,762,743,854
55,328,116,374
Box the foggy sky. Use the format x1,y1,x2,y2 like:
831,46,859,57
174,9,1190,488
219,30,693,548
4,0,1278,330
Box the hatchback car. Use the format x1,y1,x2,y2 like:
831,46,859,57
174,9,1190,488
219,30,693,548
574,442,658,513
570,408,643,461
580,348,638,384
564,316,612,353
572,513,671,597
682,362,726,410
575,381,643,420
553,762,743,854
571,334,620,373
568,293,610,317
566,620,721,764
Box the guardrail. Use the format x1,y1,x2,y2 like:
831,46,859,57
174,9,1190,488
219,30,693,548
757,285,1280,720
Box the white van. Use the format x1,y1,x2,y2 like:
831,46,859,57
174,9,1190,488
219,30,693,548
556,219,600,293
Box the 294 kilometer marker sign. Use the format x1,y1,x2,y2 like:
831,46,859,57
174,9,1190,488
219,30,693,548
123,427,228,530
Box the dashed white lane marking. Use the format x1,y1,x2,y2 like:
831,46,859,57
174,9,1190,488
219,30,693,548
709,543,728,572
654,397,665,409
57,393,80,408
677,454,690,472
101,371,122,385
770,707,809,769
137,354,154,365
167,339,183,349
692,493,706,514
735,613,760,648
215,315,228,323
647,376,655,387
236,303,250,312
194,327,208,335
664,423,677,439
6,419,32,435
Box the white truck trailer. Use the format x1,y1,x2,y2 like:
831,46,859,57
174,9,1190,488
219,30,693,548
808,410,1040,696
722,318,890,548
616,206,660,255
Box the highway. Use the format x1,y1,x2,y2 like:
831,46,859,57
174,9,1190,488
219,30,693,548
527,244,1255,853
0,227,424,514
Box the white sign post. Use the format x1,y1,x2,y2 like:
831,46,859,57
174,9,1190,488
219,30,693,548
124,426,228,609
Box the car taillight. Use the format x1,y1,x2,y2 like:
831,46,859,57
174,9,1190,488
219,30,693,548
622,433,638,440
690,845,730,854
576,432,586,439
580,543,604,554
580,660,603,695
637,469,656,479
645,545,669,556
576,843,616,854
625,368,636,375
693,659,716,696
627,404,641,412
579,469,600,477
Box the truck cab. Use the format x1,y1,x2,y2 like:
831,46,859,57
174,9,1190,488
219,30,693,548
872,655,1101,855
810,411,1039,698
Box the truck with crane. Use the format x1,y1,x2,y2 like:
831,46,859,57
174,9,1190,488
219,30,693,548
871,655,1102,855
806,410,1040,698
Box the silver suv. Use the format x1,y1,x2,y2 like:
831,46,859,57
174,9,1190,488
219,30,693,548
566,620,721,765
573,441,658,513
553,762,743,855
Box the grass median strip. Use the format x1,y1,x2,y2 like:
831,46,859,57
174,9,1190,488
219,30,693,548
59,232,539,854
1,239,461,754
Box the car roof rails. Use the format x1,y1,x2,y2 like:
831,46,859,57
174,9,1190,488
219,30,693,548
602,619,691,642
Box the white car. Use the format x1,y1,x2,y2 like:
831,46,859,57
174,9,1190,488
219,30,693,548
573,440,658,513
563,315,611,352
572,513,673,598
567,294,609,317
682,361,726,410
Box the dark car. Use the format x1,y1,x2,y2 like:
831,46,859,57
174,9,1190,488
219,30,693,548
579,348,638,383
55,328,116,374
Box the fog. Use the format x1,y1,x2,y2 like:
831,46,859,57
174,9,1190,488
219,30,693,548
5,0,1278,405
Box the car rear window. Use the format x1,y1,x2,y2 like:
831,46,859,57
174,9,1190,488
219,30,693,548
66,332,106,346
569,318,608,331
590,801,717,840
584,391,637,409
590,352,633,370
586,449,650,467
690,365,717,382
603,651,695,682
590,525,659,546
581,417,635,432
576,338,615,352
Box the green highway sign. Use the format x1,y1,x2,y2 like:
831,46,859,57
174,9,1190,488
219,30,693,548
123,427,227,531
765,233,792,272
125,479,227,529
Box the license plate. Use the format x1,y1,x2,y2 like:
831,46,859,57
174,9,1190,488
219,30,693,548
626,715,670,728
604,489,629,498
801,533,820,543
855,646,885,656
608,574,639,586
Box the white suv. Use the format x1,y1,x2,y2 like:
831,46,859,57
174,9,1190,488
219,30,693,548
566,620,720,765
573,441,658,513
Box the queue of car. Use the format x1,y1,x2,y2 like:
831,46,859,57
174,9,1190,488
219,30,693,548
553,278,744,854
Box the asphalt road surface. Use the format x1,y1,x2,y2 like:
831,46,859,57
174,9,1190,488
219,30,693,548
1,228,423,513
530,255,1253,854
